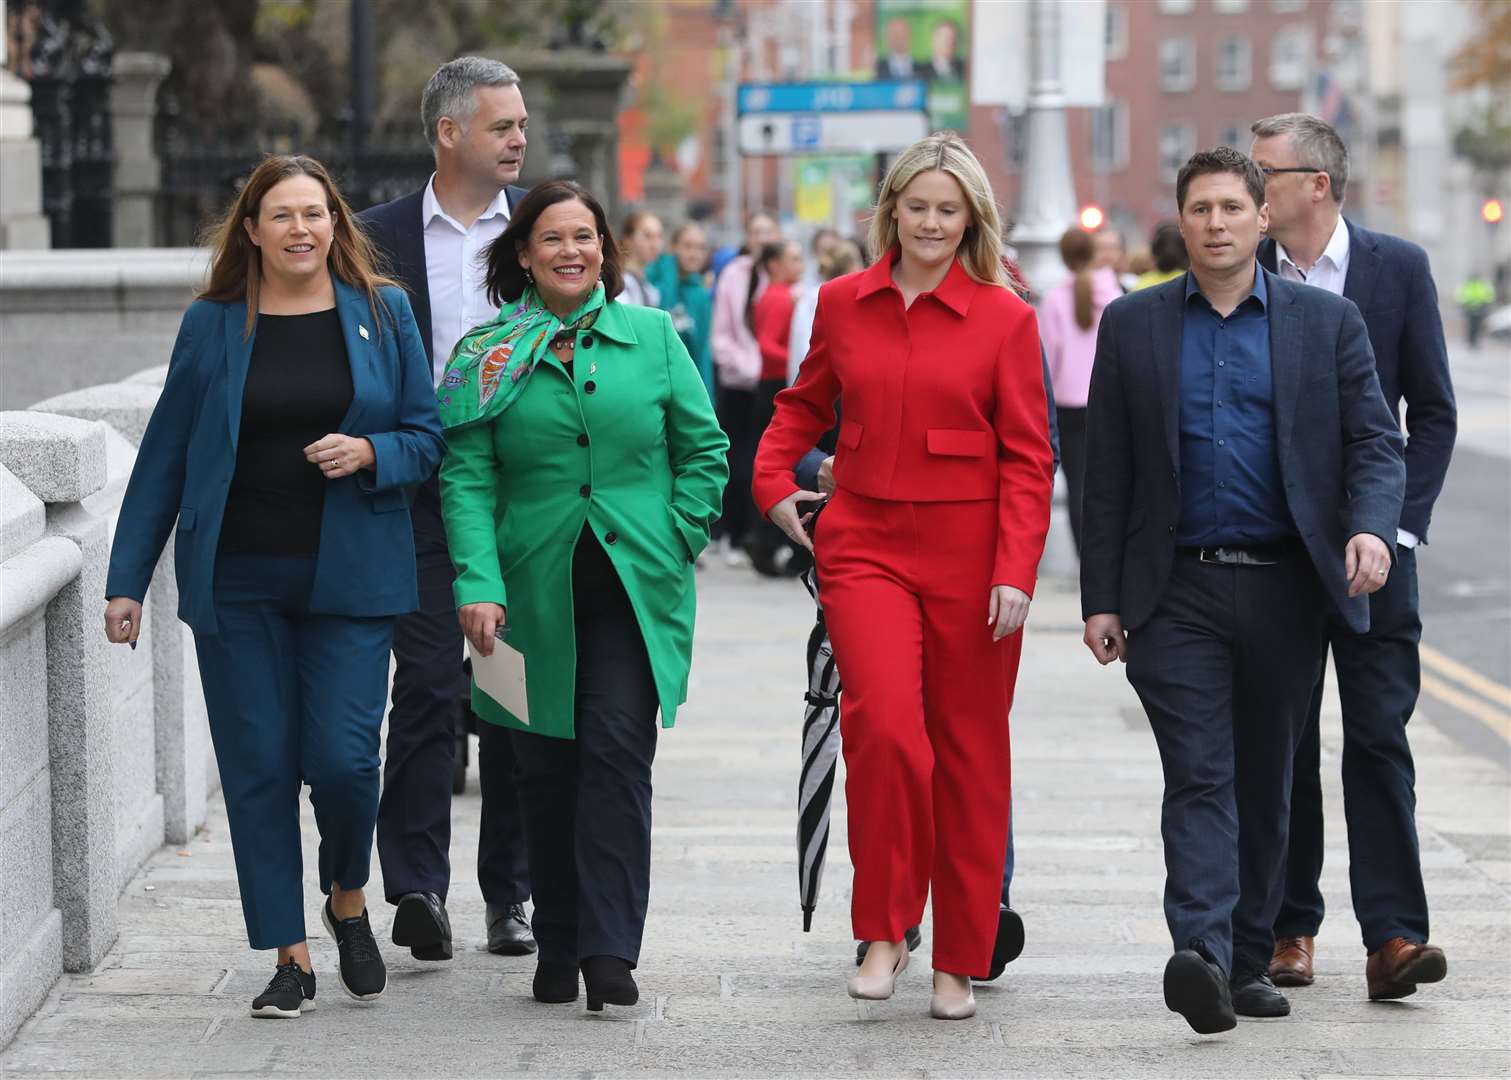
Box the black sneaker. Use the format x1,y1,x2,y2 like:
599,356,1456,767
322,897,387,1001
250,960,316,1018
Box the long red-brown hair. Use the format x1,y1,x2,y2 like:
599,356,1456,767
199,154,399,337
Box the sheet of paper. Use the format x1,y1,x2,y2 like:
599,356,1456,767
467,637,530,726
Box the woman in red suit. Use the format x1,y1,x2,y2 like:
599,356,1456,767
753,133,1054,1020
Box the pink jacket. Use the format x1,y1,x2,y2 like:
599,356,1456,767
1040,266,1122,408
711,254,764,390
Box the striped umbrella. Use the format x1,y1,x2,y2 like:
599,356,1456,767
797,563,843,932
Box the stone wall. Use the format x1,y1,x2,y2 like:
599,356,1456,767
0,248,207,410
0,373,217,1047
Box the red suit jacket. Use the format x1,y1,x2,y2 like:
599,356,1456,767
752,252,1054,595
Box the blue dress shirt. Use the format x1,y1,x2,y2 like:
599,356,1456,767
1175,267,1296,546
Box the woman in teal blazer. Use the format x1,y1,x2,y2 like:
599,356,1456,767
437,181,728,1012
103,156,443,1018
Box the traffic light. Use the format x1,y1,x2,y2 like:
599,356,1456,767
1482,198,1504,224
1079,204,1105,231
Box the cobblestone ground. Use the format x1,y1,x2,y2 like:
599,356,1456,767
4,564,1508,1078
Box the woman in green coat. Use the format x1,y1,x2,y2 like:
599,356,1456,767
437,180,729,1013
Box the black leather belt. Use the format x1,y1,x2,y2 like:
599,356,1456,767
1175,538,1304,567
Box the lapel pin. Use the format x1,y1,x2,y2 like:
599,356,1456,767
589,362,598,375
359,324,370,340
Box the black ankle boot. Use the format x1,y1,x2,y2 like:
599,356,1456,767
580,954,638,1011
532,961,579,1004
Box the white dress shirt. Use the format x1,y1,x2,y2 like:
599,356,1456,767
423,174,511,383
1276,216,1417,548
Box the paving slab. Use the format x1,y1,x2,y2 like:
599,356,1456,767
2,564,1507,1078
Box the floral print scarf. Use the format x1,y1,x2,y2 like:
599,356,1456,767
435,283,605,430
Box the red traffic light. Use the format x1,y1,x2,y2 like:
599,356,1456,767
1483,198,1504,224
1079,205,1105,231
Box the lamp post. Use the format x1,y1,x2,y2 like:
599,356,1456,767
1012,0,1079,298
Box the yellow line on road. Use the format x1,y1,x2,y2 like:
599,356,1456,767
1420,673,1511,743
1420,642,1511,709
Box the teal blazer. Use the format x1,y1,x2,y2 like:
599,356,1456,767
105,280,445,635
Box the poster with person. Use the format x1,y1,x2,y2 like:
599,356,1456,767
873,0,969,133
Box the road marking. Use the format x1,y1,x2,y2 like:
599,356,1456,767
1420,673,1511,742
1420,643,1511,708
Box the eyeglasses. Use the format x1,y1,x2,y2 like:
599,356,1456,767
1259,166,1324,177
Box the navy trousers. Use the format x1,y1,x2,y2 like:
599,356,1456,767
1126,550,1326,977
510,532,660,967
1276,547,1430,951
376,477,529,906
1001,807,1015,906
194,555,394,950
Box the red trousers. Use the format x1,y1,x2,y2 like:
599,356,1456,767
816,489,1020,978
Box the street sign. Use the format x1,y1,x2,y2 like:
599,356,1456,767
736,80,929,156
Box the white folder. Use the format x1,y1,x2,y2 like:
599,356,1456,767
467,636,530,726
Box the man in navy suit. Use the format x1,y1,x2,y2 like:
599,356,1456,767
1251,113,1455,1000
1081,147,1405,1034
360,56,534,961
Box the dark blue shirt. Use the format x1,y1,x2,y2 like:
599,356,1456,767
1175,267,1295,546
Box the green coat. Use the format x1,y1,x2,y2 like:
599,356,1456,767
439,300,730,739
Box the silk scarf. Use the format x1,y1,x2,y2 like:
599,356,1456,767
436,283,605,430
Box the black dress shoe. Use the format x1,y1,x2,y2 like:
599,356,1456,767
581,954,638,1012
532,961,580,1004
855,925,923,966
984,906,1026,981
1231,970,1291,1018
1163,949,1237,1034
391,892,453,961
486,902,537,956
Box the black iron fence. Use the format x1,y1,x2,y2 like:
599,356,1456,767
155,113,434,247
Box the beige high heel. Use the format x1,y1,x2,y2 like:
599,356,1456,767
929,973,977,1020
847,944,909,1000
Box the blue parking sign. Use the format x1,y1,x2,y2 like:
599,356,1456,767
792,116,822,149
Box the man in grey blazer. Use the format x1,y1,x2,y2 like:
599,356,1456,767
1080,147,1405,1035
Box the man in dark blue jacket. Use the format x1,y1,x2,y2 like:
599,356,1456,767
359,56,534,963
1251,112,1455,1001
1081,148,1405,1034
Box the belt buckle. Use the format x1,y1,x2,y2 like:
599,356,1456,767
1198,546,1224,565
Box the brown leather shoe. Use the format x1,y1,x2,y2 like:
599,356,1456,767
1366,938,1447,1001
1268,935,1315,987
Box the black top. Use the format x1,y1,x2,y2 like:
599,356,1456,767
219,309,353,557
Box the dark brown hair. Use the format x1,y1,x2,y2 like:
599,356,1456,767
1149,221,1190,274
199,154,398,338
1059,227,1097,330
484,180,623,307
1175,146,1267,213
744,241,792,332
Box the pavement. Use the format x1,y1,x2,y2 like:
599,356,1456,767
3,559,1509,1079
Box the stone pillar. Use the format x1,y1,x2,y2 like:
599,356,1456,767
0,0,51,250
509,49,632,218
1013,0,1078,297
0,411,117,972
109,52,170,248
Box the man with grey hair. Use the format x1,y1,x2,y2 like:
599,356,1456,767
360,55,536,966
1251,112,1456,1002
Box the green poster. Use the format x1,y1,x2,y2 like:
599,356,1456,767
874,0,969,133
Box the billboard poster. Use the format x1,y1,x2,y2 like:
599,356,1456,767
874,0,969,134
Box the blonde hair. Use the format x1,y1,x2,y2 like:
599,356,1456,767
867,132,1007,288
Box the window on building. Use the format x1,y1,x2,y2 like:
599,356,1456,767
1216,123,1247,150
1158,0,1196,13
999,108,1028,174
1214,0,1250,10
1160,37,1197,92
1216,36,1252,91
1091,100,1130,173
1271,0,1308,11
1269,26,1310,90
1105,4,1129,62
1160,122,1198,182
